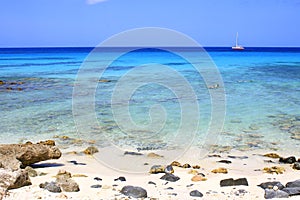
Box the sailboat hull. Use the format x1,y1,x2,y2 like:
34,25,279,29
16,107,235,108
232,46,244,50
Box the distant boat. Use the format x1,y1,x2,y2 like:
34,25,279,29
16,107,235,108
232,32,244,50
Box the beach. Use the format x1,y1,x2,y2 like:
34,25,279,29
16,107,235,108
2,140,300,199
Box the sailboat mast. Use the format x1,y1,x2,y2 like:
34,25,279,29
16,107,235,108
232,32,244,50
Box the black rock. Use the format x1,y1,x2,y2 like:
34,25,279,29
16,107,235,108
120,185,147,198
293,162,300,170
264,189,289,199
75,162,86,165
39,181,61,193
279,156,296,164
90,184,102,188
67,160,86,165
94,177,102,181
166,187,174,190
190,190,203,197
286,179,300,188
217,160,232,164
220,178,248,187
198,173,205,177
228,155,248,159
67,160,77,164
257,181,284,190
114,176,126,181
124,151,143,156
208,154,221,158
160,174,180,182
282,187,300,196
148,181,156,185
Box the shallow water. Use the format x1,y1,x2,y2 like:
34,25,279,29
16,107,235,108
0,47,299,153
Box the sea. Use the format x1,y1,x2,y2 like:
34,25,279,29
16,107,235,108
0,47,300,154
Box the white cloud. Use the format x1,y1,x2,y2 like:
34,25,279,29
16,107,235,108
86,0,107,5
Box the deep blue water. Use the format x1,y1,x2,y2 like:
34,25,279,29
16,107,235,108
0,47,299,152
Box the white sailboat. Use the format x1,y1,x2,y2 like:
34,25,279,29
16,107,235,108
232,32,244,50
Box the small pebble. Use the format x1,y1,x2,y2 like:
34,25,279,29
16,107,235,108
164,165,174,174
91,184,102,188
293,162,300,170
94,177,102,181
114,176,126,181
166,187,174,190
182,163,191,168
148,181,156,185
217,160,232,164
190,190,203,197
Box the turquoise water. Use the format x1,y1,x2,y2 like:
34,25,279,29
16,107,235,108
0,47,299,152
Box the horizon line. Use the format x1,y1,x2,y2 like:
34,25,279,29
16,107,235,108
1,46,300,49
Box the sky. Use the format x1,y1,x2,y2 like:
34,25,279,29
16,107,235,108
1,0,300,47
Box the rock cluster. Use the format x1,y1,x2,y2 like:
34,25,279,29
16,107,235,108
259,179,300,199
40,170,80,193
0,80,24,91
170,161,200,169
263,166,285,174
0,140,62,199
271,114,300,140
262,153,300,172
149,165,174,174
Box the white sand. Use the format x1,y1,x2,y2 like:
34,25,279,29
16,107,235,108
3,147,300,200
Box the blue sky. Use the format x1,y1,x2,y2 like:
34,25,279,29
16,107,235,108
1,0,299,47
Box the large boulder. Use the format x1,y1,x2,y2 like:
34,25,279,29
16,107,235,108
0,168,32,199
0,140,61,170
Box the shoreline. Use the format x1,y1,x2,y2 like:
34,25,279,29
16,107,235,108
2,143,300,200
